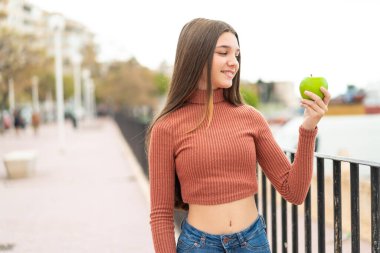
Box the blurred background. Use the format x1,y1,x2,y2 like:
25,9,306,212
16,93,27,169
0,0,379,252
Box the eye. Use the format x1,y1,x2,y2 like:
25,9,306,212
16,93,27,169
216,52,228,56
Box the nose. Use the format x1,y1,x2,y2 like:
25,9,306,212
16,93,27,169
227,56,239,67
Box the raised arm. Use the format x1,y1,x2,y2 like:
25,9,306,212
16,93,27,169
252,109,318,205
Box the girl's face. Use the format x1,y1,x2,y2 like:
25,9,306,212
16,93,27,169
198,32,240,90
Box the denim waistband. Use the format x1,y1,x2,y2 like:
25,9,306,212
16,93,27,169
180,214,266,246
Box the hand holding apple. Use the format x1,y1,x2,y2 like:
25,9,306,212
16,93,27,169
299,76,331,130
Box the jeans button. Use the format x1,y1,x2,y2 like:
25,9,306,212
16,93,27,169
223,237,229,244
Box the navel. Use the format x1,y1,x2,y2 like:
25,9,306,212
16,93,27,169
229,220,232,227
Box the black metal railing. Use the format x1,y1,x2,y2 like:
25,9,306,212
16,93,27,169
114,112,149,177
258,149,380,253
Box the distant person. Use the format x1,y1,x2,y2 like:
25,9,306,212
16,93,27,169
13,108,24,135
145,18,331,253
65,110,78,129
31,111,41,135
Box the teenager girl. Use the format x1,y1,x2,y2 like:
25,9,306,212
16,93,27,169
146,18,330,253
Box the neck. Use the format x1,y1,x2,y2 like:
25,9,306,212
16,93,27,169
188,88,225,104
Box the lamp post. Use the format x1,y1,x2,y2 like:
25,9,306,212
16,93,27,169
49,14,65,150
82,68,91,120
72,53,82,119
89,78,96,119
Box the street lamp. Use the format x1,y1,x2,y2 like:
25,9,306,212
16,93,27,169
49,14,65,150
88,78,96,119
71,52,82,119
82,68,91,120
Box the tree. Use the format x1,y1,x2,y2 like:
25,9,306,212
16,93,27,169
80,40,100,78
96,58,159,110
0,28,49,110
240,81,260,108
153,72,170,96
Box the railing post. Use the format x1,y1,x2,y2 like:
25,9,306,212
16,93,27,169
305,188,311,253
255,164,259,210
333,160,342,253
350,163,360,253
371,166,380,253
292,204,298,253
317,157,326,253
262,172,267,233
282,151,288,253
272,186,277,253
282,197,288,253
290,153,298,253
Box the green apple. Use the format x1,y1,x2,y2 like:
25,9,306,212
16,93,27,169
299,76,328,100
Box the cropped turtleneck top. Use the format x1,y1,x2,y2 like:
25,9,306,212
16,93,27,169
148,88,317,253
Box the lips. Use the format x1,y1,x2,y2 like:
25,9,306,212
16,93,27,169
221,70,235,79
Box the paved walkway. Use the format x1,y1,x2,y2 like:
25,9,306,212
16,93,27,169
0,118,154,253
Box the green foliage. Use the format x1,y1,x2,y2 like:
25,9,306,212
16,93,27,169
240,83,260,107
0,28,51,109
96,58,158,108
80,41,100,78
38,71,55,101
154,73,169,95
63,75,74,99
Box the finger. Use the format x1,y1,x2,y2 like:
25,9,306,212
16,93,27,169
301,99,325,114
303,91,328,111
300,103,316,114
300,103,311,110
320,87,331,105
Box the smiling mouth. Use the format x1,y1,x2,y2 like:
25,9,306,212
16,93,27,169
221,70,235,79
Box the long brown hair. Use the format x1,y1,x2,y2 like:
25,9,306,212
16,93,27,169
146,18,244,210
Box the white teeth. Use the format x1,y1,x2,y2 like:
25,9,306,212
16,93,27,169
222,71,234,78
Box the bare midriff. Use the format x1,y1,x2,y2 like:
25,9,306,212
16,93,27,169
187,196,258,235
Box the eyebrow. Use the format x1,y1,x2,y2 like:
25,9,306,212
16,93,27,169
216,45,240,52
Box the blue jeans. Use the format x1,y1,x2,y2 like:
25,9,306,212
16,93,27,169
176,215,271,253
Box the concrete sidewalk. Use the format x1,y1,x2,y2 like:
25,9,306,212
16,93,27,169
0,118,154,252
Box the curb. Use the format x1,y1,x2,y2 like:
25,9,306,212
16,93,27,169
111,119,181,239
112,119,150,202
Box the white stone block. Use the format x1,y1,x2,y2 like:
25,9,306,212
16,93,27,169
3,150,37,179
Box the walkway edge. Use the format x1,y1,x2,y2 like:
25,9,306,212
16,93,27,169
111,119,181,239
112,119,150,202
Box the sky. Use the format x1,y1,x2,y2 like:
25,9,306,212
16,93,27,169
29,0,380,97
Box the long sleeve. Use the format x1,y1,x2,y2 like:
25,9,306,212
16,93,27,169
148,121,176,252
252,110,318,205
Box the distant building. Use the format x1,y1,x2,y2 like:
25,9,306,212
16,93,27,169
256,79,298,108
0,0,95,73
327,83,380,115
364,81,380,114
364,82,380,106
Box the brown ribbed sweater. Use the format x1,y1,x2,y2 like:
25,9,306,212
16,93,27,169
148,88,317,253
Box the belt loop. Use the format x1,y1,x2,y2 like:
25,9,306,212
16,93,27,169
180,217,186,230
237,232,246,247
259,215,266,228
